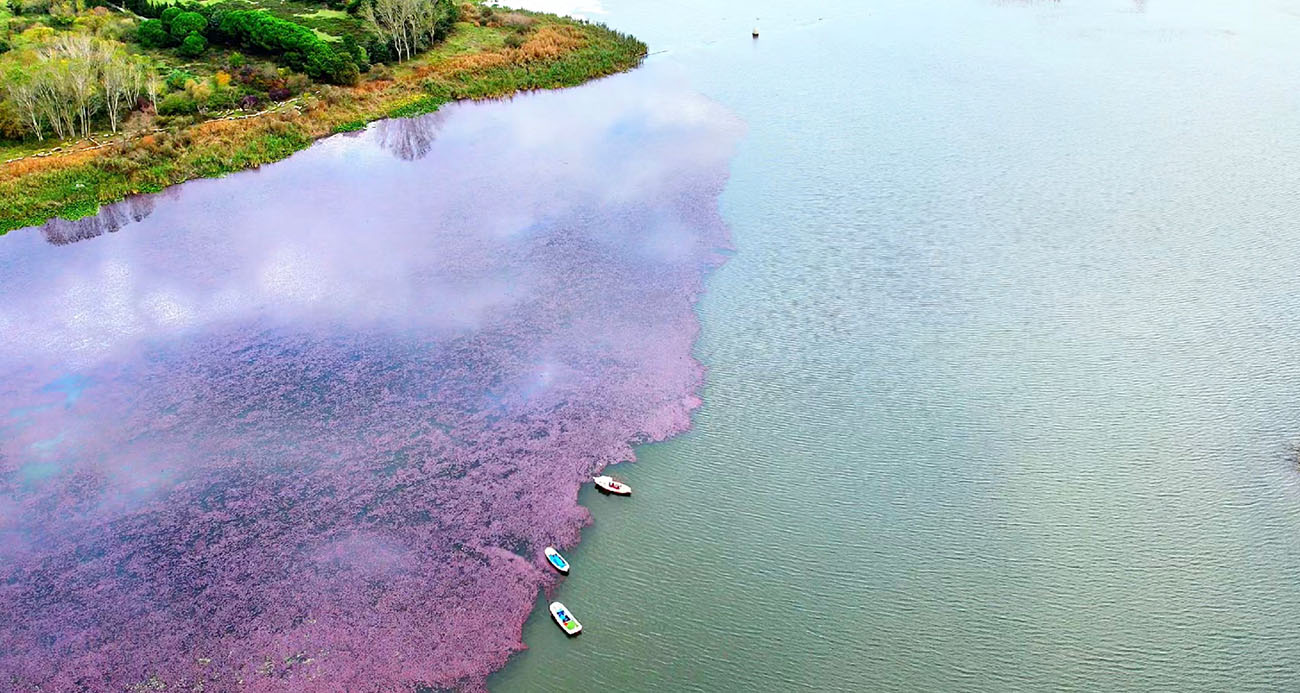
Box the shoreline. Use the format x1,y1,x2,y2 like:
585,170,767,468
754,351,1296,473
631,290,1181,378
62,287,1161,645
0,11,645,234
0,70,745,691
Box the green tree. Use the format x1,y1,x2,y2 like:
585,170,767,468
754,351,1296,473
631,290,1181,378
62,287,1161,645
2,62,45,140
341,34,368,72
169,11,207,40
364,0,457,62
156,91,196,115
177,31,207,57
47,0,78,27
165,68,194,90
0,99,25,139
136,18,173,48
159,5,180,30
217,10,358,84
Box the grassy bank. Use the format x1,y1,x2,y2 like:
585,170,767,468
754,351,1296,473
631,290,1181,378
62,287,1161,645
0,11,644,233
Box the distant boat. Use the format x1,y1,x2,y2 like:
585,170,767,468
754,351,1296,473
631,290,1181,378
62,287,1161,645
544,546,570,574
549,601,583,635
593,475,632,496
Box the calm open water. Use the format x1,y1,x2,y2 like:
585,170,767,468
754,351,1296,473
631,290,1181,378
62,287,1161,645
493,0,1300,691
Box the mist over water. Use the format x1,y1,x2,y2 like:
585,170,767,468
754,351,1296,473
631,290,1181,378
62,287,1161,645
0,72,741,690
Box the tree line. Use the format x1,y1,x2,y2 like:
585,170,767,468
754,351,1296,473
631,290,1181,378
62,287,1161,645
3,34,157,140
1,0,463,143
216,10,358,84
122,0,457,76
364,0,457,63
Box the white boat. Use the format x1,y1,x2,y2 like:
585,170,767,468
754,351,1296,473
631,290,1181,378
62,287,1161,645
544,546,570,574
593,475,632,496
549,601,582,635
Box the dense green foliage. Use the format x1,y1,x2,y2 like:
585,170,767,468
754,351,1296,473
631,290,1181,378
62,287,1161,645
135,17,170,46
169,11,206,39
121,0,168,18
164,68,194,90
340,34,368,71
136,18,171,47
176,29,206,56
158,6,180,27
156,91,197,115
217,10,358,84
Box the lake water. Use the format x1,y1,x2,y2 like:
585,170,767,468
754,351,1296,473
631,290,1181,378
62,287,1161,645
4,0,1300,690
0,72,740,690
492,0,1300,691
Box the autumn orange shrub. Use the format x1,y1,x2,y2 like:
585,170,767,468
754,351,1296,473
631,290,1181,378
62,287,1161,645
515,25,584,61
0,149,100,182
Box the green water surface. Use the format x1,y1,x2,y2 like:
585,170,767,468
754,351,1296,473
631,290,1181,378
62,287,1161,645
493,1,1300,690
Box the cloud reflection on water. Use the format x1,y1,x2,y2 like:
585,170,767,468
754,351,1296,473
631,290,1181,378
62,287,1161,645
0,69,742,691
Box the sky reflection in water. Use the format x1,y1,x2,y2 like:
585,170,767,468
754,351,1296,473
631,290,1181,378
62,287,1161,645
0,69,741,691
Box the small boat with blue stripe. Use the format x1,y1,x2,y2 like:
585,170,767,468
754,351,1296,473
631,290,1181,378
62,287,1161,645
544,546,570,574
549,601,582,636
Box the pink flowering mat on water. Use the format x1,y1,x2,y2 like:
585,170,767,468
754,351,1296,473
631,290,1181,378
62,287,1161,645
0,72,742,691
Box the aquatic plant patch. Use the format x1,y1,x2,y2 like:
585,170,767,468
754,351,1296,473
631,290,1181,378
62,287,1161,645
0,73,741,691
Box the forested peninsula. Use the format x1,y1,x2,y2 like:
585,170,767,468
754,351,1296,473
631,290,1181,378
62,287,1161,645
0,0,645,233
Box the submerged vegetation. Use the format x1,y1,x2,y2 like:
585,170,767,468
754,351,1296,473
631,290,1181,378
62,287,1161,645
0,0,646,232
